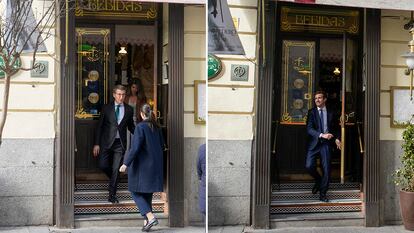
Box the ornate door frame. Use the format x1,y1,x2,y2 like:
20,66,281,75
252,1,381,228
55,3,185,228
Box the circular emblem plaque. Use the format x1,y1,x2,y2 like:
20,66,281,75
88,92,99,104
208,54,222,80
88,70,99,81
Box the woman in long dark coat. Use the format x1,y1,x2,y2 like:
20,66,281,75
119,103,164,232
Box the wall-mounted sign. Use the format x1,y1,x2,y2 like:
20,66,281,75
31,61,49,78
208,0,245,55
231,64,249,81
75,0,157,19
208,54,222,80
280,6,359,34
0,55,21,78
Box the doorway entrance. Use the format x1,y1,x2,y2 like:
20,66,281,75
270,3,364,217
72,13,168,216
57,2,186,228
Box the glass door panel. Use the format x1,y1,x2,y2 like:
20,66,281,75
75,28,110,119
280,40,316,125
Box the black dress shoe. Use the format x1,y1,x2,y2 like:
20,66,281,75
312,183,320,194
108,195,119,204
319,195,329,202
142,217,158,232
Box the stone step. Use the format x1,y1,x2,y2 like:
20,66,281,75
74,190,163,202
271,199,362,214
74,213,168,228
272,189,361,201
74,200,165,215
268,212,364,228
75,182,128,191
272,182,361,191
74,182,167,215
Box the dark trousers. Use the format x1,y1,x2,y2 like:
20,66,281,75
99,139,124,196
305,142,331,195
131,192,153,216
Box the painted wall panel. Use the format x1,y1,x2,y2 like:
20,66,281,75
380,67,408,89
381,43,407,66
227,0,258,7
184,113,206,138
208,87,254,112
381,16,411,41
0,84,54,110
184,6,206,31
380,117,403,141
184,60,206,85
380,92,390,116
229,8,258,33
184,87,194,112
208,114,253,140
184,34,206,58
2,112,55,138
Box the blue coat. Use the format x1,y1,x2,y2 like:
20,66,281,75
123,121,164,193
197,144,206,215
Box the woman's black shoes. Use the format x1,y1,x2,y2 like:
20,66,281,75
142,217,158,232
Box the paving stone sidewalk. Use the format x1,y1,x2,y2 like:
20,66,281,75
210,225,414,233
0,226,206,233
2,225,414,233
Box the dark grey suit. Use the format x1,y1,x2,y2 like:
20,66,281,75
95,101,135,196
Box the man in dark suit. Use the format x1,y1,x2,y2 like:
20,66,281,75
305,91,341,202
93,85,135,203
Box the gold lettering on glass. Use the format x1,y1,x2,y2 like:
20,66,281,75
281,7,359,34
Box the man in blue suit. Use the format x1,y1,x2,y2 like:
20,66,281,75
305,91,341,202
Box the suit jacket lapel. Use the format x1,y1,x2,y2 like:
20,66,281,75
109,102,117,124
327,109,333,132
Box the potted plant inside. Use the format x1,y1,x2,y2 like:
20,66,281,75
394,123,414,231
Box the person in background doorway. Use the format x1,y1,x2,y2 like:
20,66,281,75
119,103,165,232
125,81,147,124
197,143,206,221
125,81,147,156
305,90,341,203
93,85,135,204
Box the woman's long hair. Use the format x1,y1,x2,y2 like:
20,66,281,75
140,103,160,130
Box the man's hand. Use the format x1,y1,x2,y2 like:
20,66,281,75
119,164,127,173
321,133,334,140
335,139,342,150
93,145,100,157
